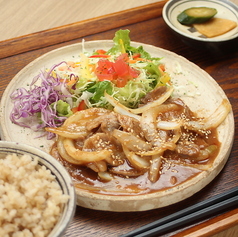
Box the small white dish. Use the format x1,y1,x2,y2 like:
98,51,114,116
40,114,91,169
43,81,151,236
162,0,238,53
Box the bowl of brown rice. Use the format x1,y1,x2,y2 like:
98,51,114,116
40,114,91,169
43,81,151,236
0,141,76,237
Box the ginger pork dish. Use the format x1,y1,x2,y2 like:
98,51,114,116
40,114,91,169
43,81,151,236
7,30,232,204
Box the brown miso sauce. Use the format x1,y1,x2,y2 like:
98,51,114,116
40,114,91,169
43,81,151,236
50,127,220,196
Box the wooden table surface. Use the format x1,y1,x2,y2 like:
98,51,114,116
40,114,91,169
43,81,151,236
1,0,237,42
0,1,237,236
0,0,160,42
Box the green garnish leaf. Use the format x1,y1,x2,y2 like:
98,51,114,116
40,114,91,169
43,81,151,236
87,81,113,103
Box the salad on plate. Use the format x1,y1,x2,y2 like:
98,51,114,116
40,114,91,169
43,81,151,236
10,29,169,139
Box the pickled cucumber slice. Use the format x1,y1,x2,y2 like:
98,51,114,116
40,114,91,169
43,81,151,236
177,7,217,25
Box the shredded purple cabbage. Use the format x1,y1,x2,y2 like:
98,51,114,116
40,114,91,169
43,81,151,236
10,62,72,139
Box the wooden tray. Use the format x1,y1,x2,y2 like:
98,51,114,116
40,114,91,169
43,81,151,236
0,1,237,236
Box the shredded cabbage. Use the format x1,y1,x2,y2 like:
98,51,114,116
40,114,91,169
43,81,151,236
10,62,72,139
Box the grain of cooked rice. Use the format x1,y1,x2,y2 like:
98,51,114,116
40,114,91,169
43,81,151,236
0,153,69,237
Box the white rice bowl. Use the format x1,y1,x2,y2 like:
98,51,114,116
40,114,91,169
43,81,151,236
0,141,76,237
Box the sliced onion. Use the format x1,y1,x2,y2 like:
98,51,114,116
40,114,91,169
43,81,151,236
104,92,141,120
46,125,88,139
114,105,141,121
185,99,231,131
87,163,100,172
195,145,218,161
157,120,182,130
141,103,179,144
98,172,113,181
63,138,112,163
136,142,176,156
105,86,174,115
148,155,162,183
169,128,182,144
57,136,84,165
63,107,109,126
112,129,151,152
94,160,108,172
123,145,150,170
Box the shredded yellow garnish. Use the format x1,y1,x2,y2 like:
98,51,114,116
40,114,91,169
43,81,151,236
79,53,93,79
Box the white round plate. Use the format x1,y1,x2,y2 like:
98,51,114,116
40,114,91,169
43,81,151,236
0,40,234,211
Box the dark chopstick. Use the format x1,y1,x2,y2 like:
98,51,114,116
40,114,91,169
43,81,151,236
120,187,238,237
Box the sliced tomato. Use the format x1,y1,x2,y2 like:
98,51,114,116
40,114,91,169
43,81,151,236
116,77,128,87
159,64,165,72
113,58,129,78
129,67,140,79
90,49,109,58
78,100,87,110
96,49,107,54
96,59,114,73
97,73,115,81
71,100,87,113
132,53,141,59
95,54,140,87
71,107,78,113
95,59,116,81
89,54,110,58
117,53,129,62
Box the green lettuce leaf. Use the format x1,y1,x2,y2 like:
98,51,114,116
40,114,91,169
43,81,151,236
107,29,131,54
144,62,161,78
87,81,113,103
107,29,161,61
